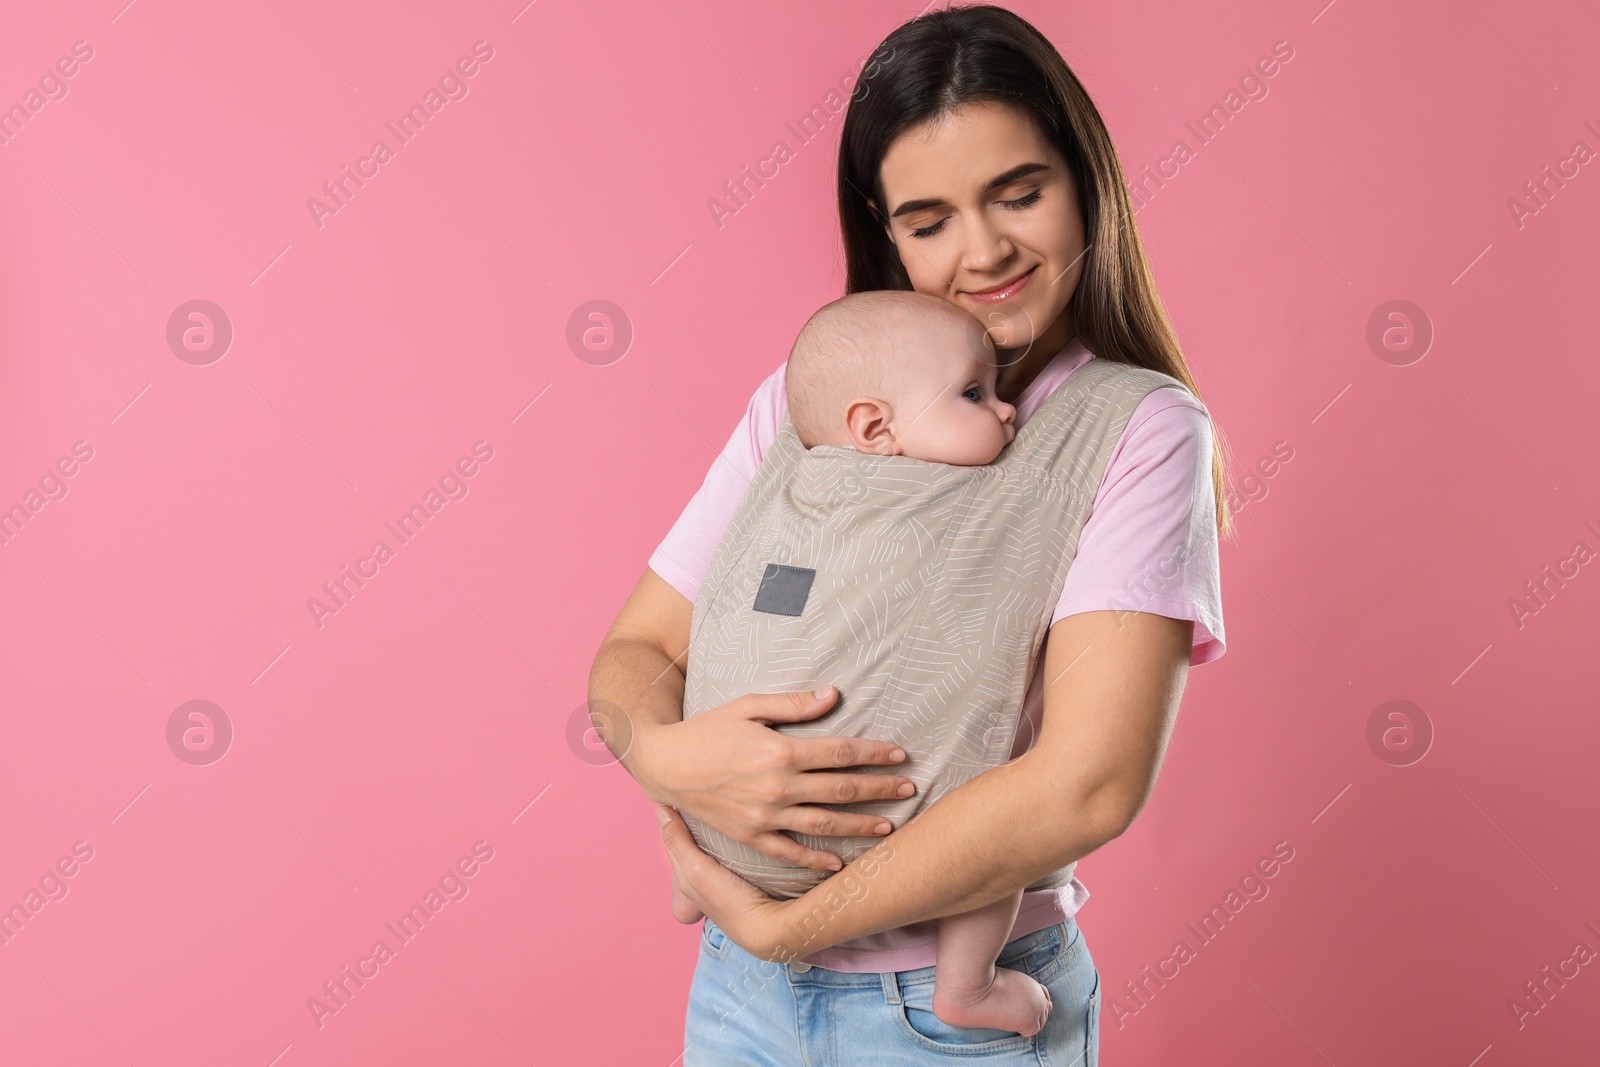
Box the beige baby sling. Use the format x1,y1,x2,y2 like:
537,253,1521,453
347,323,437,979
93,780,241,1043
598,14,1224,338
681,356,1190,899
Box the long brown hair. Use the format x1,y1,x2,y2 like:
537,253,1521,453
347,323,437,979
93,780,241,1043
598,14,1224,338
838,4,1235,539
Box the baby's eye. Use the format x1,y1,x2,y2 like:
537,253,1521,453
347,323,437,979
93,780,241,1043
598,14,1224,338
962,386,982,403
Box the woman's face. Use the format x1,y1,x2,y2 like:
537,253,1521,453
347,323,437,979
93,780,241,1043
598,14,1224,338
873,100,1085,377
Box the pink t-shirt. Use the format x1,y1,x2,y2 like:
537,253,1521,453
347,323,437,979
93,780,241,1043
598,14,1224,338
649,336,1226,973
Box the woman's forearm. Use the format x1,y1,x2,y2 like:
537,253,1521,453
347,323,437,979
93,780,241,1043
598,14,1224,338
587,632,685,805
763,611,1191,962
772,751,1127,959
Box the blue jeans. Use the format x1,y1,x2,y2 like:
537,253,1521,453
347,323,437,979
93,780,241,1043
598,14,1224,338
684,916,1101,1065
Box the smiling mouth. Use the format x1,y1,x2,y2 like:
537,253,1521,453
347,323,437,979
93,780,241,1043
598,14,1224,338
964,266,1036,302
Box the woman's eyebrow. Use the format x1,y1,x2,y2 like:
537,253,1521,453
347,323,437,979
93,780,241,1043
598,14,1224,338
889,162,1052,219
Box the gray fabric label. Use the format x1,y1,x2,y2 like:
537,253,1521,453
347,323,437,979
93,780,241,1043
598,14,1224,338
752,563,815,617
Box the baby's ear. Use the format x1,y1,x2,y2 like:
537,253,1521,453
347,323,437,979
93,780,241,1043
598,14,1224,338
844,396,892,452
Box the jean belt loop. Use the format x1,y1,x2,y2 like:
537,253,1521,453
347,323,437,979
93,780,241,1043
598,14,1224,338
880,970,903,1006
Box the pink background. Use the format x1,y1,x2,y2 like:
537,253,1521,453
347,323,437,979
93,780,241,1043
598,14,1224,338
2,0,1597,1063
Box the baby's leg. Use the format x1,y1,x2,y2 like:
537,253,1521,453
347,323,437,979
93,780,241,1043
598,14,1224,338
932,890,1053,1036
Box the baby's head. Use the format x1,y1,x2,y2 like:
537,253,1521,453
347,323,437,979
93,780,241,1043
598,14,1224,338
785,291,1016,466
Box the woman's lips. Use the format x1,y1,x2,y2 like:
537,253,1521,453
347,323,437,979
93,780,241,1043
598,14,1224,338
964,265,1036,304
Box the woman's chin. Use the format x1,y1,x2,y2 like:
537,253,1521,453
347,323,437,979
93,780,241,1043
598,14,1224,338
982,308,1042,353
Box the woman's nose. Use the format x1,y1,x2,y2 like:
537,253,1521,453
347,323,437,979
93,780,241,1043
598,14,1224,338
961,213,1015,273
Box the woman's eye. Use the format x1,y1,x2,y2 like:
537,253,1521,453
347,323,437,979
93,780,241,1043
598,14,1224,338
907,191,1041,239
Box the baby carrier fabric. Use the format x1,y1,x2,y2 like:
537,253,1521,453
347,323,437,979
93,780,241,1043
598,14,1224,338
681,357,1191,899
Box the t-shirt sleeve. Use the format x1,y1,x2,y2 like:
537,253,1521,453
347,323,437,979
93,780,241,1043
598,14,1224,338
647,361,788,604
1051,387,1227,665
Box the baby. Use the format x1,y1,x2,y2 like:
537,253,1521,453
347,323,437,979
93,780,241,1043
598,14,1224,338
782,289,1018,468
676,289,1054,1037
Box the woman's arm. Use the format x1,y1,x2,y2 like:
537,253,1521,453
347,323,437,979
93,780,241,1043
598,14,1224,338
591,566,920,871
587,568,692,805
658,607,1192,961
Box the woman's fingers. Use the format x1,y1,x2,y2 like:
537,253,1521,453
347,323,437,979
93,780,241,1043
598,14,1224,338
773,803,897,842
747,831,846,872
739,686,842,726
659,806,727,895
672,689,913,867
748,691,912,780
787,733,912,775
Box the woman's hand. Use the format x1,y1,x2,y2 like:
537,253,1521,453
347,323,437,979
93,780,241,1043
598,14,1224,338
656,804,802,962
633,685,917,871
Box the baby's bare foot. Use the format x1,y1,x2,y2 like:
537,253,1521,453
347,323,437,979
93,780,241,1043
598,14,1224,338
932,968,1053,1037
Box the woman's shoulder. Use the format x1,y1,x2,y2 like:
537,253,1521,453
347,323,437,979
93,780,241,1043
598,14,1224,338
759,360,788,405
1054,360,1225,659
739,361,789,470
1097,379,1214,500
1059,354,1214,454
1126,378,1213,448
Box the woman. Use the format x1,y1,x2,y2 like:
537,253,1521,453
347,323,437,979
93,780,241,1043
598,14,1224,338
590,6,1232,1062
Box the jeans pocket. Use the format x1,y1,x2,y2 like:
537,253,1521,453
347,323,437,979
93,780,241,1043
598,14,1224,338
888,972,1039,1058
701,918,731,961
883,966,1043,1062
